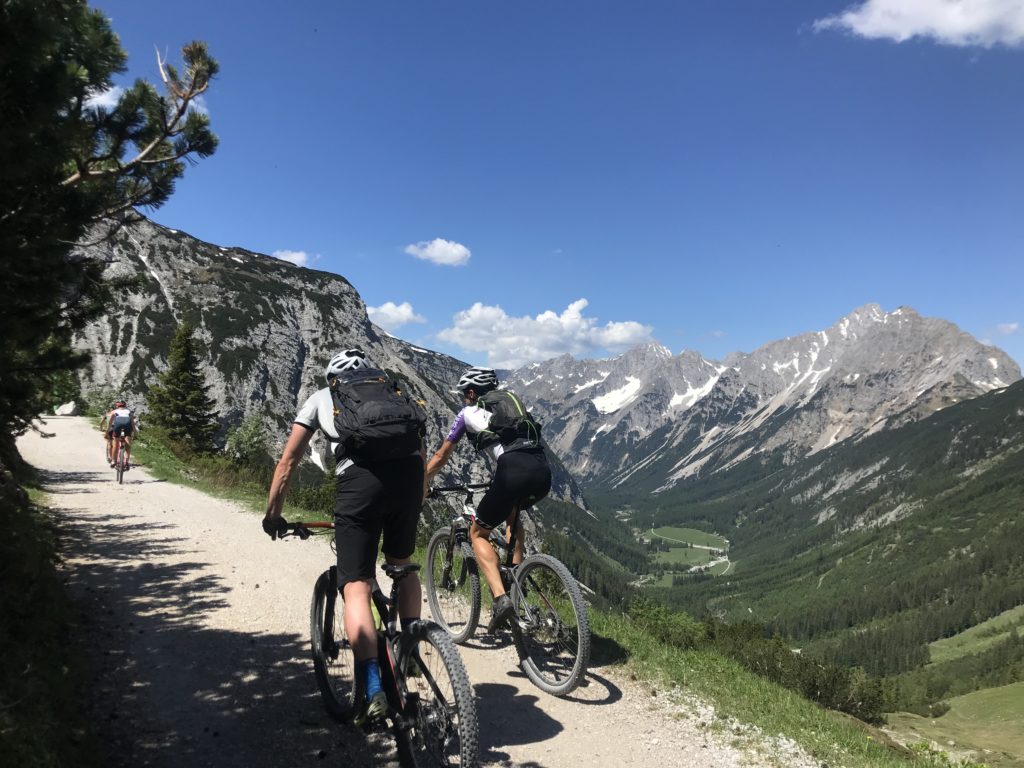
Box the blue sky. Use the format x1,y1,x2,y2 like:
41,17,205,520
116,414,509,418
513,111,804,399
92,1,1024,370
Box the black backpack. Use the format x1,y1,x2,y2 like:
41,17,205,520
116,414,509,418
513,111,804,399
476,390,542,450
330,369,426,462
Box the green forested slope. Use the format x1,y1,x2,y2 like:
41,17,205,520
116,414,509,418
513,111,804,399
611,380,1024,707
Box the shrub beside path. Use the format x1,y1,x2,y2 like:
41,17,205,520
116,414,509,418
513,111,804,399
17,416,818,768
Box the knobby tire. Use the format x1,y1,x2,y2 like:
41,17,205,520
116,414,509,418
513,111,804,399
511,554,591,696
395,621,479,767
310,568,357,721
425,528,480,644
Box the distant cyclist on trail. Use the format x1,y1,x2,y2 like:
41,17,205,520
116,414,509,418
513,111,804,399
425,366,551,634
100,399,139,469
262,348,427,723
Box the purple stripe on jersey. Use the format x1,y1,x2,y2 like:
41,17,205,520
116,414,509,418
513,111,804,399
446,410,467,443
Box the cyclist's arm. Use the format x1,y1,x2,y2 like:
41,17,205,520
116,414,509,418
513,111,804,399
264,423,315,521
425,439,457,485
99,411,111,431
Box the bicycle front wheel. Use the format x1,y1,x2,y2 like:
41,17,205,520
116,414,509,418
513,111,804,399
310,567,356,721
397,621,479,767
511,554,591,696
425,528,480,644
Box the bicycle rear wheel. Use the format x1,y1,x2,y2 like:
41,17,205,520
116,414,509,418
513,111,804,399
511,554,591,696
115,444,125,484
397,621,479,767
424,528,480,644
310,567,357,721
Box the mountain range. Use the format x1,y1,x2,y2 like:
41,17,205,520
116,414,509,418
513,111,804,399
73,217,1019,511
504,305,1018,498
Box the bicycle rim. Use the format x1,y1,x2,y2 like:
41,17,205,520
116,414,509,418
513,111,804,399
425,528,480,644
310,569,356,721
401,622,479,767
116,446,124,484
512,554,591,696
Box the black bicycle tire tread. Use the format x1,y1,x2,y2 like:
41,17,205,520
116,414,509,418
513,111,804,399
512,553,591,696
402,621,480,767
310,569,355,722
424,528,481,644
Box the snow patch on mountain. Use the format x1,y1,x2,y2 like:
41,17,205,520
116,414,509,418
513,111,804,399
592,376,642,414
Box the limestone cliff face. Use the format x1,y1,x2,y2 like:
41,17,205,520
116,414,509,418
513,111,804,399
72,217,585,505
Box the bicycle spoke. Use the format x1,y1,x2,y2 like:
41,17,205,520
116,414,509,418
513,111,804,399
426,529,480,643
512,555,590,696
402,625,477,766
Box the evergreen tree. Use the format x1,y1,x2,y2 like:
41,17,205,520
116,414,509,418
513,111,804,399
147,323,218,452
0,0,217,448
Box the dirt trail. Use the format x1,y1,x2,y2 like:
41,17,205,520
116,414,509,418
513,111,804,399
18,416,808,768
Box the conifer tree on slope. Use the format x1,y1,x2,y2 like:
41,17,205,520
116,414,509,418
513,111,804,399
148,323,219,453
0,0,218,452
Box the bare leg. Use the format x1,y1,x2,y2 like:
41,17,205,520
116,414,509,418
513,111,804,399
384,553,421,621
341,578,377,661
471,522,505,598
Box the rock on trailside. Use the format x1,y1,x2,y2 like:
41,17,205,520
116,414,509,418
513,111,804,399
17,416,817,767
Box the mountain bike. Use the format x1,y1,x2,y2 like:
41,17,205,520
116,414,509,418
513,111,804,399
280,521,479,768
111,428,130,484
424,485,591,696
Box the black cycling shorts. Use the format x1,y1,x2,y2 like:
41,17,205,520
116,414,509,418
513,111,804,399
475,448,552,530
107,425,133,438
333,455,424,588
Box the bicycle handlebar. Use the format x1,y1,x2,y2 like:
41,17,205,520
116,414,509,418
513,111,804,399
279,520,333,540
428,483,491,498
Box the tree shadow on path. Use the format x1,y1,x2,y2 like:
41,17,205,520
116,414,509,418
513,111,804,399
60,512,400,768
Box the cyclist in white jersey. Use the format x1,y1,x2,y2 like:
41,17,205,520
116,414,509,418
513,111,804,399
101,399,139,468
262,349,426,722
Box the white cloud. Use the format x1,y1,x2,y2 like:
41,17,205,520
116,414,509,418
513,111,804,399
84,85,124,111
814,0,1024,47
367,301,427,332
271,249,319,267
404,238,471,266
997,322,1020,335
437,298,654,368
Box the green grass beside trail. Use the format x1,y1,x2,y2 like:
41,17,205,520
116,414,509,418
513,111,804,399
929,605,1024,666
591,610,951,768
885,683,1024,767
651,525,729,549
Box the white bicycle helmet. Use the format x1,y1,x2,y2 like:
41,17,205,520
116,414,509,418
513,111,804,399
325,348,370,381
453,366,498,394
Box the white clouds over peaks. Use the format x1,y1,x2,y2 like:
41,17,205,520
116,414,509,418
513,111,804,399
815,0,1024,47
404,238,471,266
271,249,318,267
437,298,654,368
997,322,1020,335
367,301,426,332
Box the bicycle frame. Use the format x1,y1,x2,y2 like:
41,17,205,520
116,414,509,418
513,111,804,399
434,485,526,582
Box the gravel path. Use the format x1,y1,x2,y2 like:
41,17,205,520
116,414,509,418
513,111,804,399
18,416,815,768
